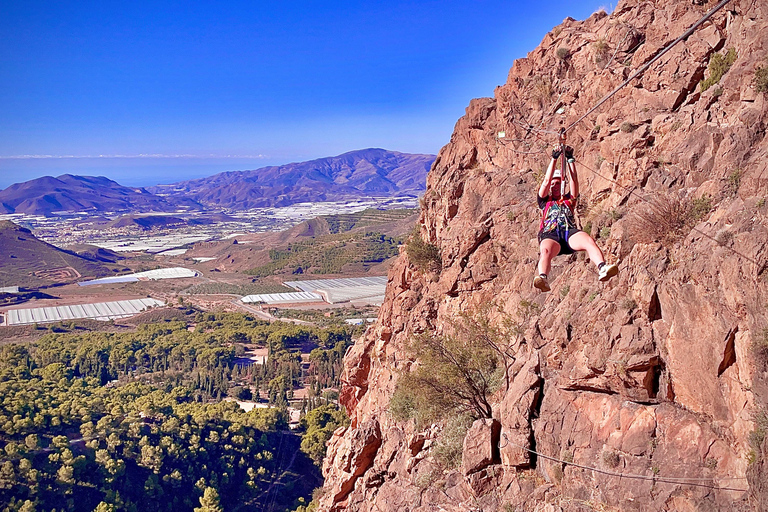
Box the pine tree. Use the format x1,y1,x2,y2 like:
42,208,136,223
194,486,223,512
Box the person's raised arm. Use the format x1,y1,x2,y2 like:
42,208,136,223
566,146,579,199
538,157,557,198
568,160,579,198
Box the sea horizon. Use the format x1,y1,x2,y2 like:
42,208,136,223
0,154,310,189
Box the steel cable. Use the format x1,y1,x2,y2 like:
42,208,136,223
564,0,733,133
500,433,750,492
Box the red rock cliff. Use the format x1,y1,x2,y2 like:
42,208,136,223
318,0,768,510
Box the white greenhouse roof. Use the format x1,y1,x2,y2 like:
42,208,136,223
350,295,386,307
0,287,20,294
316,284,387,304
132,267,199,279
241,292,324,305
79,267,199,286
285,276,388,293
4,298,165,326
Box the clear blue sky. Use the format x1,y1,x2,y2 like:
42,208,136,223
0,0,608,188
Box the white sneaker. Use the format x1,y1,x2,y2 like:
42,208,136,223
533,274,551,292
598,263,618,282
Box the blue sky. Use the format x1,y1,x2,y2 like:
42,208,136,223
0,0,608,188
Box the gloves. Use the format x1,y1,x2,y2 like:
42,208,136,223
552,146,576,162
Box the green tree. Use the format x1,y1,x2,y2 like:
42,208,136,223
194,487,223,512
19,500,36,512
390,308,511,423
299,404,348,465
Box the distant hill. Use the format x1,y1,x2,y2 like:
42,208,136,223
186,208,418,275
0,150,433,215
0,221,117,287
150,148,435,209
65,244,124,263
0,174,202,216
103,212,237,230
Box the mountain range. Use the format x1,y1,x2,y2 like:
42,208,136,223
0,175,201,216
0,149,435,215
149,148,434,209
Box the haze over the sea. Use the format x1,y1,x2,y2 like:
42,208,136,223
0,0,609,189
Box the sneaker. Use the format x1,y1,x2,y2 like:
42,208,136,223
533,274,551,292
598,263,619,282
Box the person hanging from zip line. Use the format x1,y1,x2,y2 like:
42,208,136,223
533,145,618,292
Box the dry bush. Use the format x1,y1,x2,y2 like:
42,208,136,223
530,77,554,107
752,328,768,370
620,121,637,133
626,194,712,244
593,39,610,67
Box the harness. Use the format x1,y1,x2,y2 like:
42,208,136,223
538,196,576,234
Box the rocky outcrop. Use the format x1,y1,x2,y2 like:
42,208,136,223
319,0,768,510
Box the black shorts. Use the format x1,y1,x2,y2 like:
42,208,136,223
538,228,581,256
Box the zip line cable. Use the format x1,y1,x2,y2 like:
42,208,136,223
573,156,762,267
500,434,750,492
501,0,731,142
564,0,733,133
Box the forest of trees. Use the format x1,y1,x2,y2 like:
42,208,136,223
0,313,350,512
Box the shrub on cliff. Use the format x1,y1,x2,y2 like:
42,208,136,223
627,193,712,244
405,226,441,273
700,48,737,92
390,304,529,425
755,61,768,94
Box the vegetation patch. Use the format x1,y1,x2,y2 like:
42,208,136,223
726,168,742,196
593,39,609,67
622,299,637,311
246,231,401,277
700,48,737,92
322,208,416,234
620,121,637,133
603,450,621,469
0,312,355,511
627,194,712,244
755,61,768,94
405,227,441,273
530,77,554,107
299,404,349,465
432,414,474,469
748,408,768,464
751,328,768,369
390,303,536,426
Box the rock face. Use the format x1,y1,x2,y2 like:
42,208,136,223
319,0,768,511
